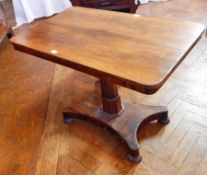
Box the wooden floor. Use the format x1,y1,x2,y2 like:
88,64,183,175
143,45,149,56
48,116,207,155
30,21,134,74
1,0,207,174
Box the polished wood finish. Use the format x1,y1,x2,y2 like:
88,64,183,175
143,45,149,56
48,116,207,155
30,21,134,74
10,7,205,94
0,36,55,175
1,0,207,173
63,78,168,163
70,0,139,13
10,7,204,163
100,79,123,115
63,98,168,163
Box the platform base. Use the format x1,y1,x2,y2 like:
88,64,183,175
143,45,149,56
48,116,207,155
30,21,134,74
63,102,169,163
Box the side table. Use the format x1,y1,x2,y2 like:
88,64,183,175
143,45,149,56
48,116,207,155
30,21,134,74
10,7,205,163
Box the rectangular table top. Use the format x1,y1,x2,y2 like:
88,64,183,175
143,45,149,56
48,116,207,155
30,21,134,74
10,7,205,94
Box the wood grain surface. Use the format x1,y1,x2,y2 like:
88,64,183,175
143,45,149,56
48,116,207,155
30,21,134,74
10,7,205,94
0,25,6,42
10,6,204,163
1,0,207,174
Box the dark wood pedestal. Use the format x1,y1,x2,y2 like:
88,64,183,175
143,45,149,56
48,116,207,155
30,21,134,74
70,0,140,13
63,78,169,163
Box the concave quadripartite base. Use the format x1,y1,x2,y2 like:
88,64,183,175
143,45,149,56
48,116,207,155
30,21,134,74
63,102,169,163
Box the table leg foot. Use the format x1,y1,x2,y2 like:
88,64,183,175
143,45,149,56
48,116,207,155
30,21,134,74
158,112,170,124
63,115,74,124
128,153,142,163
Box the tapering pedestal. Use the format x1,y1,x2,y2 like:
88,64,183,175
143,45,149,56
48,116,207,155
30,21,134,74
63,78,169,163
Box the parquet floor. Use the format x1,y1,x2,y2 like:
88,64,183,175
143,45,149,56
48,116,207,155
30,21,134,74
1,0,207,175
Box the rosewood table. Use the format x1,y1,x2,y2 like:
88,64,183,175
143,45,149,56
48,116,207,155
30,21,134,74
10,7,205,163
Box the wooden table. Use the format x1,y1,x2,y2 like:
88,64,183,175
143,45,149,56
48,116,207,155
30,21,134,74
10,7,205,163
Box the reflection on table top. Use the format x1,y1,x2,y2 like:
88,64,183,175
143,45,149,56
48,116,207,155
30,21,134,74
10,7,205,94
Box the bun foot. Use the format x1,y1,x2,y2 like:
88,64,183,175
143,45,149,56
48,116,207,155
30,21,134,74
128,154,142,163
63,116,74,123
158,115,170,124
